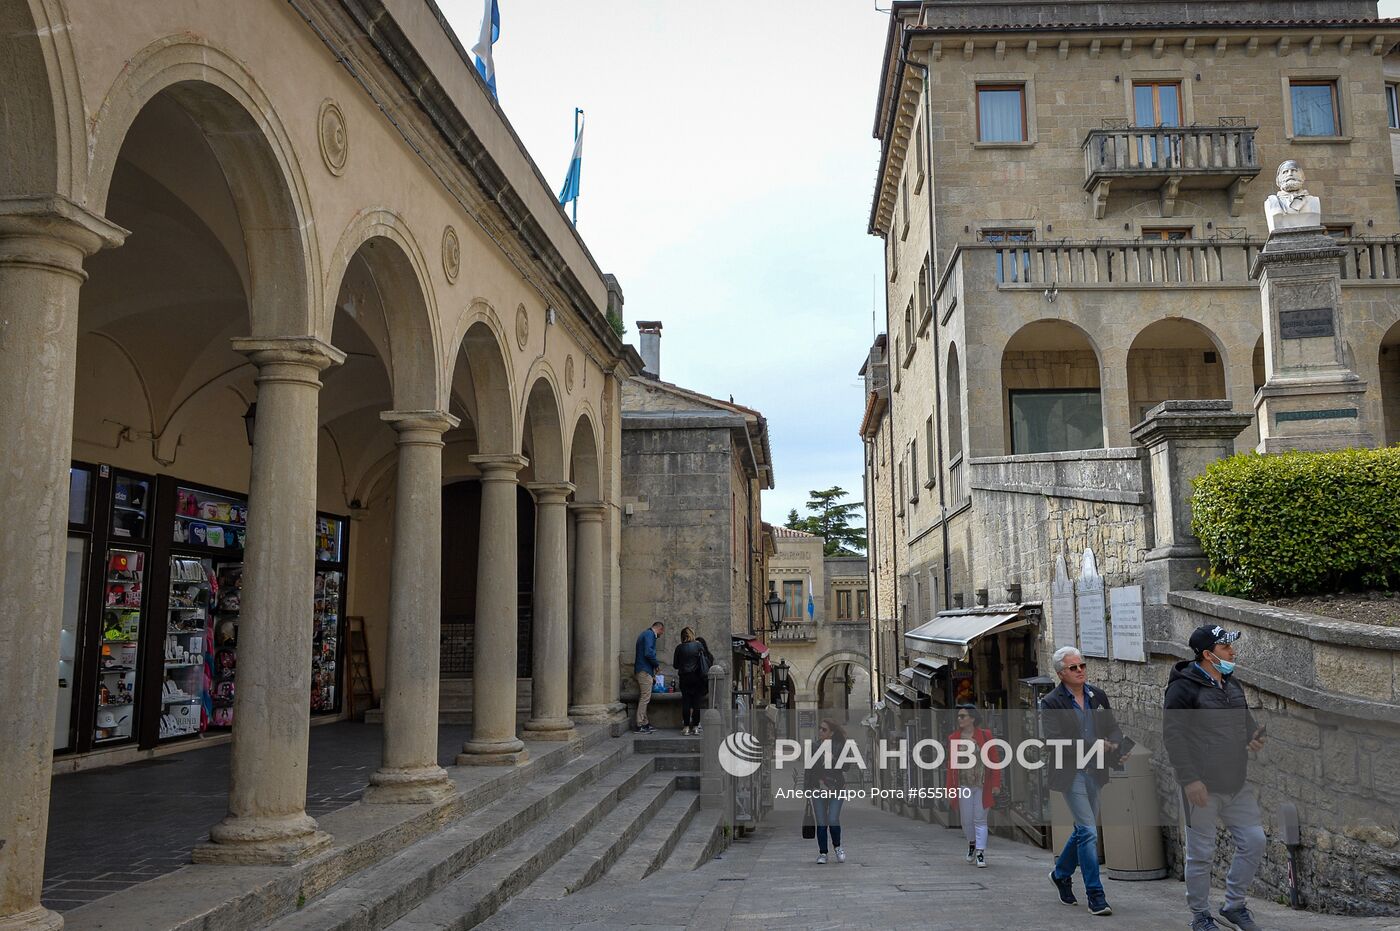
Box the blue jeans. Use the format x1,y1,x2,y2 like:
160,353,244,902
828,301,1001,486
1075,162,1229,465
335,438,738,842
813,796,844,853
1053,773,1102,894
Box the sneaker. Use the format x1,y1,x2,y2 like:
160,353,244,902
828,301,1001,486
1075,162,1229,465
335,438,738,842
835,847,846,863
816,853,827,864
1217,904,1260,931
1049,870,1077,906
975,849,987,869
966,843,976,863
693,724,703,735
1087,893,1112,916
681,727,691,736
1192,914,1222,931
639,724,655,734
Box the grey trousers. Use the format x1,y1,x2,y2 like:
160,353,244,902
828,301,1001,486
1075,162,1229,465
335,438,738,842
1184,784,1266,915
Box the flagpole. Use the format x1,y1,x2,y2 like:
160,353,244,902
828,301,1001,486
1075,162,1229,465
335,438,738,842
572,107,582,225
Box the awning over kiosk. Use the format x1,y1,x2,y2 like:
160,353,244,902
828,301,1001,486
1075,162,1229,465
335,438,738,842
904,610,1027,660
910,657,947,694
883,681,919,708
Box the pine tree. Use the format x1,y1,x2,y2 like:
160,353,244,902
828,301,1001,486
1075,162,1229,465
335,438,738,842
795,486,866,556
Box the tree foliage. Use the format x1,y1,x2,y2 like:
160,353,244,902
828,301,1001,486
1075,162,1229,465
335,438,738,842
785,486,867,556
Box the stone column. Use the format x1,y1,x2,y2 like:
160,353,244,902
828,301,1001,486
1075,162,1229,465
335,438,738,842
365,411,460,804
457,454,529,765
567,502,611,723
0,197,125,931
1130,400,1251,644
196,337,344,864
523,482,576,739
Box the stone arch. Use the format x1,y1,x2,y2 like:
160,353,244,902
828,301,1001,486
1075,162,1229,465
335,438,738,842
568,409,602,501
522,367,566,483
804,650,873,698
1126,317,1228,427
946,342,964,461
87,37,318,338
1000,319,1105,455
446,305,518,455
325,210,442,411
1,0,86,198
1382,321,1400,445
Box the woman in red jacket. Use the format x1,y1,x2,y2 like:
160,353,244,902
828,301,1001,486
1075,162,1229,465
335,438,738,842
946,704,1001,868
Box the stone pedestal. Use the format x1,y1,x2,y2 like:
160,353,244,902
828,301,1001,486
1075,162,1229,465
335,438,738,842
1251,227,1374,452
567,503,612,723
523,482,576,740
0,197,125,931
196,337,344,864
457,455,530,766
1130,401,1251,643
366,412,461,805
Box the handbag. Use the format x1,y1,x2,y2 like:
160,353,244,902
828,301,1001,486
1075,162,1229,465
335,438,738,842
802,801,816,840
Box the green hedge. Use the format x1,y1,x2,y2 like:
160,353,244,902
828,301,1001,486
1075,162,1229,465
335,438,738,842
1191,447,1400,596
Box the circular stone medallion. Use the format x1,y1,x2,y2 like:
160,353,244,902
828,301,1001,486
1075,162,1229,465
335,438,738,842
318,99,348,176
442,226,460,283
565,355,576,394
515,306,529,350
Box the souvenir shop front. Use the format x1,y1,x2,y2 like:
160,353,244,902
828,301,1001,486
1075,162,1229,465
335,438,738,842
55,462,349,758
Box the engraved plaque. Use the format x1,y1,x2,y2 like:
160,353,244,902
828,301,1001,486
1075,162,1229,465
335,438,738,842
1279,307,1334,339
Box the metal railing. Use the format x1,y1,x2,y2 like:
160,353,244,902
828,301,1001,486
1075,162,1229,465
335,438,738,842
771,624,817,642
949,455,968,506
1083,124,1258,181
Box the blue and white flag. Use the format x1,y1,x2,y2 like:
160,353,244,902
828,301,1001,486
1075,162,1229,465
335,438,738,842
806,572,815,620
472,0,500,98
558,110,584,208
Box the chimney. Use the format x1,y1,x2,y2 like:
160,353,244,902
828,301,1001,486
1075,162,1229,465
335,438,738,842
636,320,662,378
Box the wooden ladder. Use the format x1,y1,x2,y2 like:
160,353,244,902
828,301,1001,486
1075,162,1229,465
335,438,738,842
346,616,375,720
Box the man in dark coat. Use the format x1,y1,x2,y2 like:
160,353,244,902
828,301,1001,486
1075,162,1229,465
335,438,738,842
1164,625,1267,931
1040,645,1124,917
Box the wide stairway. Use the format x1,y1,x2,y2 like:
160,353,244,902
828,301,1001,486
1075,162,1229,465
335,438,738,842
264,734,720,931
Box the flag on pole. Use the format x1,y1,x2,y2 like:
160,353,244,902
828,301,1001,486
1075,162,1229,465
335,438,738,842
806,572,815,620
472,0,500,98
558,109,584,212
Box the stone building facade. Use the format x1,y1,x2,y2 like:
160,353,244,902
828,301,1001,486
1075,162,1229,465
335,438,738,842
765,528,872,709
618,332,775,699
1,1,644,925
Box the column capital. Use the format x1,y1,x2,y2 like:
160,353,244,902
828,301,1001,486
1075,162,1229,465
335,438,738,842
0,194,128,254
231,336,347,373
1130,400,1253,449
527,481,575,504
569,500,607,521
469,453,528,480
381,409,460,444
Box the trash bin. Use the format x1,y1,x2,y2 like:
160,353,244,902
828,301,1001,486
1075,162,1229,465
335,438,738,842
1100,751,1168,880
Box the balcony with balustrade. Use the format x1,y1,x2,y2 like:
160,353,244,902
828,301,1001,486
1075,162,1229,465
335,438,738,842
1082,120,1260,219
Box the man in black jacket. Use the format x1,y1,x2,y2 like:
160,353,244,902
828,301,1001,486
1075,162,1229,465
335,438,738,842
1164,625,1267,931
1040,645,1124,917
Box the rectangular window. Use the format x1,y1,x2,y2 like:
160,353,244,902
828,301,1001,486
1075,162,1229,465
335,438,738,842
1324,223,1352,239
924,416,936,485
980,228,1034,283
898,461,906,516
976,84,1026,143
1141,227,1192,241
782,580,803,619
1388,83,1399,129
913,119,926,190
1132,81,1183,126
1290,80,1340,137
836,590,853,621
857,590,870,620
1009,389,1105,454
901,173,911,239
910,438,919,501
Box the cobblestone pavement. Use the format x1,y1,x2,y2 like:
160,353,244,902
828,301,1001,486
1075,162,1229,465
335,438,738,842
486,800,1400,931
42,721,472,912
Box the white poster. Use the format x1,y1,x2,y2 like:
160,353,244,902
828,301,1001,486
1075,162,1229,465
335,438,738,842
1109,584,1146,663
1076,548,1108,658
1050,553,1076,649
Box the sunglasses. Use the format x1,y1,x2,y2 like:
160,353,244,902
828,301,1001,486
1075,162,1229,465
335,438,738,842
1064,663,1088,672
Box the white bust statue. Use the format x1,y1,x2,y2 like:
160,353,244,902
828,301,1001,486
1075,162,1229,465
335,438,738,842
1264,159,1322,232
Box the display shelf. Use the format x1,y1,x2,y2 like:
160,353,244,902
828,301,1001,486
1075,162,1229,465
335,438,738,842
113,504,145,513
164,661,201,668
99,666,135,674
174,513,246,529
101,638,138,645
96,701,133,709
163,696,199,704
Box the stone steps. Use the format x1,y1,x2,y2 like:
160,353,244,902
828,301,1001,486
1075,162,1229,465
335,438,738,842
602,790,701,883
383,757,659,930
264,742,643,931
656,807,725,873
517,776,679,899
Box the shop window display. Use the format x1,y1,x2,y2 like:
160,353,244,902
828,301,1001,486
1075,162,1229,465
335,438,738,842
96,548,143,743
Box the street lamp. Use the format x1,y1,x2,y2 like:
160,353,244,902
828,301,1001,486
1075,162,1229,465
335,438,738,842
774,658,791,709
242,402,258,446
765,583,784,631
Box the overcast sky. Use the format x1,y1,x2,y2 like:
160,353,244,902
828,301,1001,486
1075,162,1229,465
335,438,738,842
437,0,889,529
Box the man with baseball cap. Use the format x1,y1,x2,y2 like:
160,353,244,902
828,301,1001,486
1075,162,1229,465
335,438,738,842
1164,625,1268,931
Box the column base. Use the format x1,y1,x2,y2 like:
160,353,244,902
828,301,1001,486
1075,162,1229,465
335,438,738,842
567,703,615,725
523,717,576,740
0,906,63,931
363,765,459,805
456,736,529,766
194,811,331,865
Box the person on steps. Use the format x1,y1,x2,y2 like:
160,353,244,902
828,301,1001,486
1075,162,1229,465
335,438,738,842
673,626,710,737
633,621,664,734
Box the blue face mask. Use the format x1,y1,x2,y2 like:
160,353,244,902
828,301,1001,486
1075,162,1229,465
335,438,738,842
1207,652,1236,676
